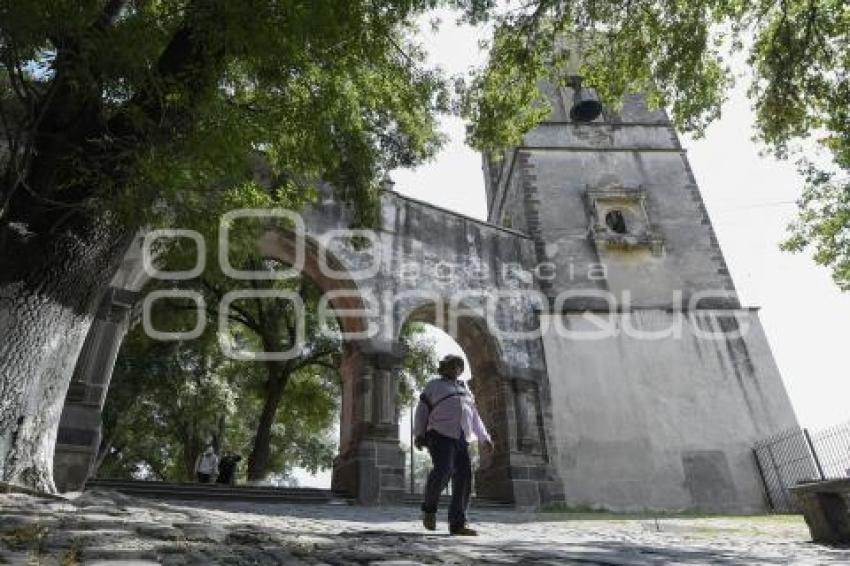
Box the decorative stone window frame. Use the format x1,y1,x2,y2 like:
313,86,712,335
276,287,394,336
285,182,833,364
586,184,664,256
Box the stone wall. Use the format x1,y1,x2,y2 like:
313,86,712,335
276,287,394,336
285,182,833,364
485,93,738,310
541,309,798,512
53,287,138,492
481,86,799,512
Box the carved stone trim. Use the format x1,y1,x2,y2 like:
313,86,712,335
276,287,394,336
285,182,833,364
586,182,664,256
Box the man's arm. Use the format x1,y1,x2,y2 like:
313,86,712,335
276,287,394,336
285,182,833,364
412,394,430,438
472,405,492,446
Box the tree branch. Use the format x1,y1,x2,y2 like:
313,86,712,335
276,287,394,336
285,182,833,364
200,278,262,331
291,346,340,373
168,300,258,333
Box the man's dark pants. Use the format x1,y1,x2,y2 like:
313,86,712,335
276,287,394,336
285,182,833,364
421,429,472,531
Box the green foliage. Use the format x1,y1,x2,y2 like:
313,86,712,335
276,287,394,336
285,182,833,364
101,315,438,482
2,1,849,285
259,368,340,476
221,360,341,479
99,326,237,480
0,0,452,234
461,2,736,151
782,163,850,289
100,322,342,481
458,0,850,288
398,322,439,407
461,1,846,156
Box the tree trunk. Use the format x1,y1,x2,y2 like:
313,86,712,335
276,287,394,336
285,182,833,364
246,369,288,482
0,223,131,492
180,419,199,481
212,413,225,454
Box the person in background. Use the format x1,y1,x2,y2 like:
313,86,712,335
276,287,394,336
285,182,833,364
413,354,494,536
216,452,242,485
194,445,219,484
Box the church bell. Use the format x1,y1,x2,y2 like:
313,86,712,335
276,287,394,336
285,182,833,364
568,76,603,122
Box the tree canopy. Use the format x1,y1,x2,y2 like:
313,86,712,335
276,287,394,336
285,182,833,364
99,323,339,482
0,0,453,242
0,1,464,490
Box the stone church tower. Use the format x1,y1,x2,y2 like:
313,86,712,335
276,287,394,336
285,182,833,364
482,81,799,511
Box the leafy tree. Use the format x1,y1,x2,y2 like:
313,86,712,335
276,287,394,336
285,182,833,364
398,324,439,407
97,325,239,481
782,164,850,289
0,0,455,490
98,320,342,483
237,363,340,482
145,179,344,481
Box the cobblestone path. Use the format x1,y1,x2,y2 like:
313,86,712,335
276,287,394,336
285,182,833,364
2,491,849,564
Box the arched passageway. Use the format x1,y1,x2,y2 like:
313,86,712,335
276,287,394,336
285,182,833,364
396,300,564,505
54,225,407,503
54,188,566,506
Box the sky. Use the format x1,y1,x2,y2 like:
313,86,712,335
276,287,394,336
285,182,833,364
294,9,850,487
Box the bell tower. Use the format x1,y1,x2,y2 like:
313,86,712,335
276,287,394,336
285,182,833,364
483,78,800,512
483,81,740,310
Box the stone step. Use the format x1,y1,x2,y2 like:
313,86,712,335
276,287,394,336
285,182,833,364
86,479,345,504
88,478,333,495
86,479,514,508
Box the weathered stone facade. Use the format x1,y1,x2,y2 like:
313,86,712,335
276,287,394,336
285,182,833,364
483,83,798,512
54,84,798,512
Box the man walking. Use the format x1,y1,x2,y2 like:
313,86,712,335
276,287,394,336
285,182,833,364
413,354,494,536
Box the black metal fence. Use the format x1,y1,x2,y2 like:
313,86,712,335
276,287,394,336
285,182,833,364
753,420,850,513
810,421,850,480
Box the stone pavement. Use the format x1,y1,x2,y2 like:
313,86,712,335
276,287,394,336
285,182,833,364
2,491,849,565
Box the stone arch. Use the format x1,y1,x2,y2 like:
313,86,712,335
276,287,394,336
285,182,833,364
397,299,521,503
54,188,566,506
54,225,398,501
394,298,563,507
259,228,405,502
259,227,370,342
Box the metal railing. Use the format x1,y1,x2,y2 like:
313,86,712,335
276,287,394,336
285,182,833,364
810,421,850,480
753,420,850,513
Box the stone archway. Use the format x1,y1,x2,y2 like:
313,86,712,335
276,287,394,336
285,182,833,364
399,301,513,501
397,299,564,506
259,228,406,504
54,186,566,506
54,223,406,503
